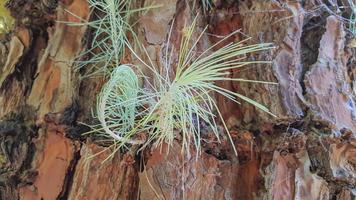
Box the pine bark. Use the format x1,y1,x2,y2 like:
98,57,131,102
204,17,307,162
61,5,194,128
0,0,355,200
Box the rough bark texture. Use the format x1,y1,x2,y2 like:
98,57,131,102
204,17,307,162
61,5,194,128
0,0,355,200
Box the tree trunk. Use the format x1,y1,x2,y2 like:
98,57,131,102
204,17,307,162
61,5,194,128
0,0,355,200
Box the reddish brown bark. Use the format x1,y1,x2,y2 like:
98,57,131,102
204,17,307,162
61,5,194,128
0,0,355,200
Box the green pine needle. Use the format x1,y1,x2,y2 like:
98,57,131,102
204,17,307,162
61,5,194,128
92,16,276,156
63,0,159,78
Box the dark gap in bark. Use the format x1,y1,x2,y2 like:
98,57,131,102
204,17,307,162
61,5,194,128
300,15,327,95
306,135,332,175
119,152,141,200
273,120,306,132
212,0,237,9
60,101,80,126
347,62,355,97
0,0,56,93
63,101,104,143
345,36,355,97
0,28,40,92
204,149,229,161
0,108,38,199
306,129,355,197
59,101,86,140
6,0,57,28
138,149,147,173
57,144,82,200
66,123,92,142
76,3,103,77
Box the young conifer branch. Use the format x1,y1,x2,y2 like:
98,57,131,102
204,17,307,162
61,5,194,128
63,0,159,78
94,16,276,156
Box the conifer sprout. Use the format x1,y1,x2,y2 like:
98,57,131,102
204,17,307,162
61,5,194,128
94,17,277,156
63,0,158,78
97,65,145,144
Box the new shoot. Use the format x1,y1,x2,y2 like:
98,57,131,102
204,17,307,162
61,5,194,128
93,17,276,156
65,0,158,78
